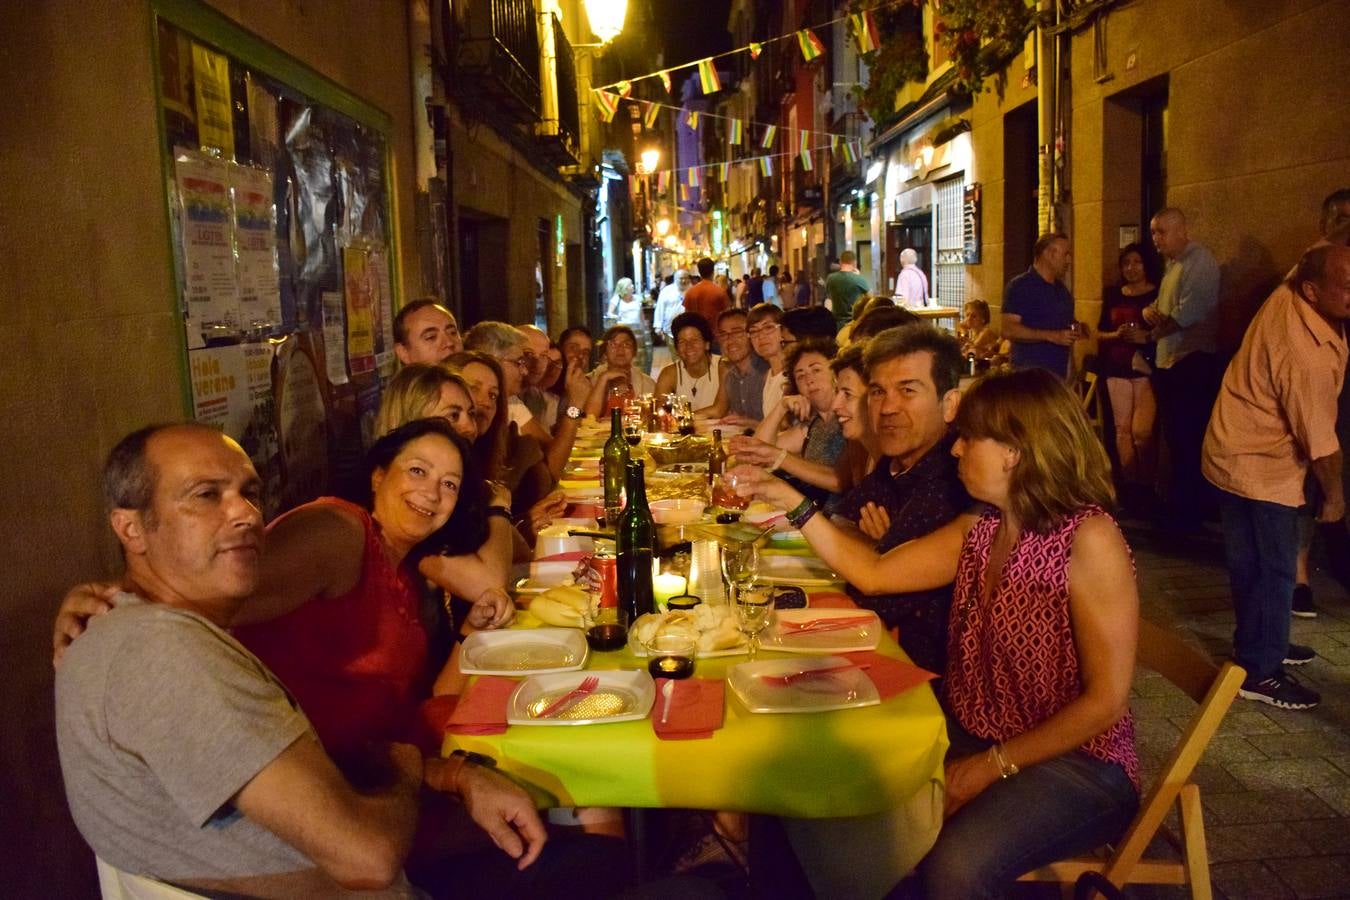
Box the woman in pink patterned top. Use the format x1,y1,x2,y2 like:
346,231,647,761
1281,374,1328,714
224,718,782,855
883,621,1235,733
766,366,1140,899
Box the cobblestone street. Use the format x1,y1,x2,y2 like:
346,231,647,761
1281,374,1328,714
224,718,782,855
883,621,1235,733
1122,520,1350,900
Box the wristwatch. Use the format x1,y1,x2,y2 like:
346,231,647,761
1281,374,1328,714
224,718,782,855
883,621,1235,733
565,405,583,420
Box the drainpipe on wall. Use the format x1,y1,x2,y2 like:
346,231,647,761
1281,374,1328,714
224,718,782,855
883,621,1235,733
1036,0,1056,234
421,0,462,314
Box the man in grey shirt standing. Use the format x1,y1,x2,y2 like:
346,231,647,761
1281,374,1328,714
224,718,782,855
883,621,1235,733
1144,207,1223,529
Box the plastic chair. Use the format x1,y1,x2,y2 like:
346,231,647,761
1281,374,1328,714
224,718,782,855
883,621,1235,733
96,857,207,900
1017,619,1246,900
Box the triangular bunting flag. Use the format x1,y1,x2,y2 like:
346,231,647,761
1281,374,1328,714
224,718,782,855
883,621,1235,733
718,162,730,181
830,134,840,151
760,125,777,149
685,109,700,130
657,170,670,193
688,167,700,188
758,156,774,177
680,183,689,202
850,11,880,55
841,140,858,164
800,147,814,171
800,130,811,155
643,101,660,129
697,58,721,95
614,80,632,99
729,118,743,145
658,70,672,93
594,90,620,122
748,42,763,60
797,28,825,62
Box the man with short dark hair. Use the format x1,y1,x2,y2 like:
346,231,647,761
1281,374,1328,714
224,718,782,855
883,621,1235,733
732,325,971,674
56,424,427,896
1203,245,1350,710
824,251,869,325
1144,208,1223,528
681,257,730,326
1000,233,1084,377
394,299,462,365
762,264,782,307
716,308,767,423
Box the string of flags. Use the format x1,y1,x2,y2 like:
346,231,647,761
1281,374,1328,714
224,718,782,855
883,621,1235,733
593,0,905,96
637,139,865,185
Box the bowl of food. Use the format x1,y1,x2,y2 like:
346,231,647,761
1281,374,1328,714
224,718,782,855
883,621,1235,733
649,499,707,526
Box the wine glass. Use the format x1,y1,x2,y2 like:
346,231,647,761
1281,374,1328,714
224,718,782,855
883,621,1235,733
622,400,644,446
733,584,774,660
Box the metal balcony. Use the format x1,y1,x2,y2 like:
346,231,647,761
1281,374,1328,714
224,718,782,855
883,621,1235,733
455,0,541,122
534,12,579,166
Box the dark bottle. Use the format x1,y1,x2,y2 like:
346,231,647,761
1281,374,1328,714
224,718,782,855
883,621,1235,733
617,459,656,622
603,407,628,525
707,428,727,484
966,351,977,376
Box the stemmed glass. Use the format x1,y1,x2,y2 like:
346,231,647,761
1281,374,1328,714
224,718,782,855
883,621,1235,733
622,400,645,446
722,541,769,657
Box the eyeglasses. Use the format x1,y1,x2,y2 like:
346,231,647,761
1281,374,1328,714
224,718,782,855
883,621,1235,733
717,327,748,339
747,324,780,338
780,337,799,349
505,354,531,369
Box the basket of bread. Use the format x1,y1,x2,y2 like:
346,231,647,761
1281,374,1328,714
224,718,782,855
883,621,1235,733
628,604,747,657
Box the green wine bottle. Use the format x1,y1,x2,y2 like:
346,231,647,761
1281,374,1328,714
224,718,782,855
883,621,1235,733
602,406,628,526
617,459,655,622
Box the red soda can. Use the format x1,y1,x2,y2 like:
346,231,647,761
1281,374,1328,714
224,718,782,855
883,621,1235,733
590,553,619,609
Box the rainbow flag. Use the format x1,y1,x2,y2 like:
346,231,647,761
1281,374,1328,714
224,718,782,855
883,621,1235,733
748,42,763,60
850,11,880,55
688,167,700,188
594,90,620,122
698,58,721,95
614,80,633,99
685,109,699,130
797,28,825,62
800,147,813,171
840,140,858,164
657,169,670,193
728,118,743,145
760,124,777,149
718,162,730,181
658,70,672,93
758,156,774,177
643,101,660,129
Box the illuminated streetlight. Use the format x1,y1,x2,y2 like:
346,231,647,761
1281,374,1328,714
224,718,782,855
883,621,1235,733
655,217,672,237
583,0,628,44
639,147,660,175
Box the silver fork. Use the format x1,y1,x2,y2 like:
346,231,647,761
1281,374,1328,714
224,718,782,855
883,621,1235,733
537,675,600,718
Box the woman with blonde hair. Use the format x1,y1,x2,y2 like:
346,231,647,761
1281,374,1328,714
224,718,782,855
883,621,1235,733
375,364,478,441
735,367,1139,899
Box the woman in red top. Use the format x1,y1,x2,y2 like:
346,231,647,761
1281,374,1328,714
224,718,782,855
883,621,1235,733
739,367,1139,899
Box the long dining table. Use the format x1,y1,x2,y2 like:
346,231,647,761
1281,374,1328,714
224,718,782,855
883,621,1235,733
442,417,950,897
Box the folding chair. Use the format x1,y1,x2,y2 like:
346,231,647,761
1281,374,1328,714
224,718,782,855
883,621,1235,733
1077,369,1103,437
1017,619,1245,900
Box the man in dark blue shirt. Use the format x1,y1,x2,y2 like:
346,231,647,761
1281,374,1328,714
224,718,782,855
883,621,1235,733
1001,232,1085,377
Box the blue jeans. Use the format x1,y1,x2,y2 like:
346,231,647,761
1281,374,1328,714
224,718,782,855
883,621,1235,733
1216,489,1299,681
901,723,1138,900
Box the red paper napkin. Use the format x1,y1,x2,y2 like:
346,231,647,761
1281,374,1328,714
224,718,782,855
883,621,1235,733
568,502,601,519
413,694,460,753
842,651,937,701
806,591,860,610
445,676,517,735
652,677,725,740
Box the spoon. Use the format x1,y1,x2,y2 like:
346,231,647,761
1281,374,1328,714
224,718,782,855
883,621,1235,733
660,679,675,724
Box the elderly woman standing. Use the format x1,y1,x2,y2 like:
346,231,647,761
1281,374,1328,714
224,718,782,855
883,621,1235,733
606,277,651,373
736,367,1139,899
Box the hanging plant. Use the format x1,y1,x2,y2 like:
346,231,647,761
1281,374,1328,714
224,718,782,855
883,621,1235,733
852,1,927,125
932,0,1035,96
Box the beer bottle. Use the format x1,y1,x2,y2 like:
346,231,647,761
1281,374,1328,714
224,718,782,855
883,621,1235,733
617,459,656,621
707,428,727,484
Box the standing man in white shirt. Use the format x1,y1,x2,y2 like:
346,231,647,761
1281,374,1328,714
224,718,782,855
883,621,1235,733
653,270,690,345
893,249,930,308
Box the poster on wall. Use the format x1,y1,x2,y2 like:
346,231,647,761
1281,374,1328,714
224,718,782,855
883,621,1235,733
342,247,376,376
191,42,235,158
275,337,330,509
320,290,349,386
242,341,283,518
189,345,249,433
232,166,283,329
367,246,395,371
962,183,982,265
176,152,239,344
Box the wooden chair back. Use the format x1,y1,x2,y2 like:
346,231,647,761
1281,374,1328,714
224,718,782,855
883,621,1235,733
1018,618,1245,899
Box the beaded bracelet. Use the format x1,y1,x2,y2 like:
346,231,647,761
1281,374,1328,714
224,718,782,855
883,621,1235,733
787,497,819,529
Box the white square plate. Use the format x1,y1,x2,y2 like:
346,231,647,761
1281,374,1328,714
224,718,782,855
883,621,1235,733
727,656,880,714
459,628,589,676
756,554,838,587
508,670,656,726
763,608,881,654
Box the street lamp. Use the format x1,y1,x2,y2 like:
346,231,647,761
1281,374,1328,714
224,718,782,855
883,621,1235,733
583,0,628,45
639,147,660,175
655,217,672,237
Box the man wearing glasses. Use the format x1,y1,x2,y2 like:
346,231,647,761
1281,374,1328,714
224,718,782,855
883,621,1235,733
716,308,768,424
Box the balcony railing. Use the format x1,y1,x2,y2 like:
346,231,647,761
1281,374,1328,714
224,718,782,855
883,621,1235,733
456,0,541,121
534,12,579,165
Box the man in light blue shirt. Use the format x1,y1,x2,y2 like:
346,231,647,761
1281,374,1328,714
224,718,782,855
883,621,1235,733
1144,207,1223,529
761,264,781,306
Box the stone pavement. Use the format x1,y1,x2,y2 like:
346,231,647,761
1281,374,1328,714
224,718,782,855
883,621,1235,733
1120,520,1350,900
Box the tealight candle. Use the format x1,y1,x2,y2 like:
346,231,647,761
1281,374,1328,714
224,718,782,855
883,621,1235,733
653,573,686,609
